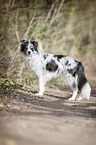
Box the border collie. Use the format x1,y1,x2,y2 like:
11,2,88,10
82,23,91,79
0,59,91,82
20,39,91,101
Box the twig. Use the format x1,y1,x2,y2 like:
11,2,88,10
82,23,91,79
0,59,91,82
45,2,55,22
19,62,25,82
23,17,35,39
7,44,20,77
0,35,3,40
56,0,64,16
16,8,20,42
0,44,18,61
11,0,15,8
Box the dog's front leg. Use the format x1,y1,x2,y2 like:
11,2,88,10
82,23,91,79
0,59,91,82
35,75,45,96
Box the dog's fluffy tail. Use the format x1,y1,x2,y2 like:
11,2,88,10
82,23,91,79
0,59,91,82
77,62,91,100
80,82,91,100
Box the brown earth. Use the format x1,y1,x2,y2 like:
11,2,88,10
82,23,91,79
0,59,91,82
0,84,96,145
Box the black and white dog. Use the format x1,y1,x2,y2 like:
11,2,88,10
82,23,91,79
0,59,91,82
20,39,91,101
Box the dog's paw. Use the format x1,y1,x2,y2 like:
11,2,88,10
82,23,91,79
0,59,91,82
35,92,43,96
68,97,75,101
76,97,82,101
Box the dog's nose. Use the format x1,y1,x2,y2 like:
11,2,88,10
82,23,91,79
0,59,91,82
28,51,31,55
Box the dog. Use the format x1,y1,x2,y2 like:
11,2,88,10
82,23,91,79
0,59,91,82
20,39,91,101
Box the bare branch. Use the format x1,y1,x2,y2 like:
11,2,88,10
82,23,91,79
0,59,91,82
7,46,20,77
11,0,15,8
23,17,35,39
16,8,20,42
45,2,55,22
56,0,64,16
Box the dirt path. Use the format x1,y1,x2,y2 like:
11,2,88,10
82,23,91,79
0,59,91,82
0,85,96,145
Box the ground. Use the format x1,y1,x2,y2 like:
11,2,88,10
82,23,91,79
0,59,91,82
0,81,96,145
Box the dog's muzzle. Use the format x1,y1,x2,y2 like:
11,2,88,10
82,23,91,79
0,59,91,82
28,51,31,55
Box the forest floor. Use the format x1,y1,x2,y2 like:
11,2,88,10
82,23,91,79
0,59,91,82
0,81,96,145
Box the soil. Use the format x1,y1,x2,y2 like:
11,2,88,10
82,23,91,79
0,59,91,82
0,83,96,145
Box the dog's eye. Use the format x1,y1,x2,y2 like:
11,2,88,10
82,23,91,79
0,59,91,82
31,47,34,51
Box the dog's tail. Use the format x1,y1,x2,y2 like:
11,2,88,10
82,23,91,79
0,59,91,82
77,62,91,100
79,82,91,100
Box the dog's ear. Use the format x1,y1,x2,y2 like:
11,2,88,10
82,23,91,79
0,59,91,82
20,39,29,44
31,41,38,49
20,39,28,52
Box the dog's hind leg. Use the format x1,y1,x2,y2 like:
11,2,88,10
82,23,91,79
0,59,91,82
68,74,78,101
68,88,78,101
66,74,78,101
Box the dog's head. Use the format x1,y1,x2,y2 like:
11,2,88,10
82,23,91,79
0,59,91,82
20,39,38,55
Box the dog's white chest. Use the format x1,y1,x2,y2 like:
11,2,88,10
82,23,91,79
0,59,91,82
25,55,42,76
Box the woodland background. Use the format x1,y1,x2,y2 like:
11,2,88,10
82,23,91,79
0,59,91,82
0,0,96,87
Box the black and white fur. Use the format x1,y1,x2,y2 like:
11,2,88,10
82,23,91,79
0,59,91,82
20,39,91,101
